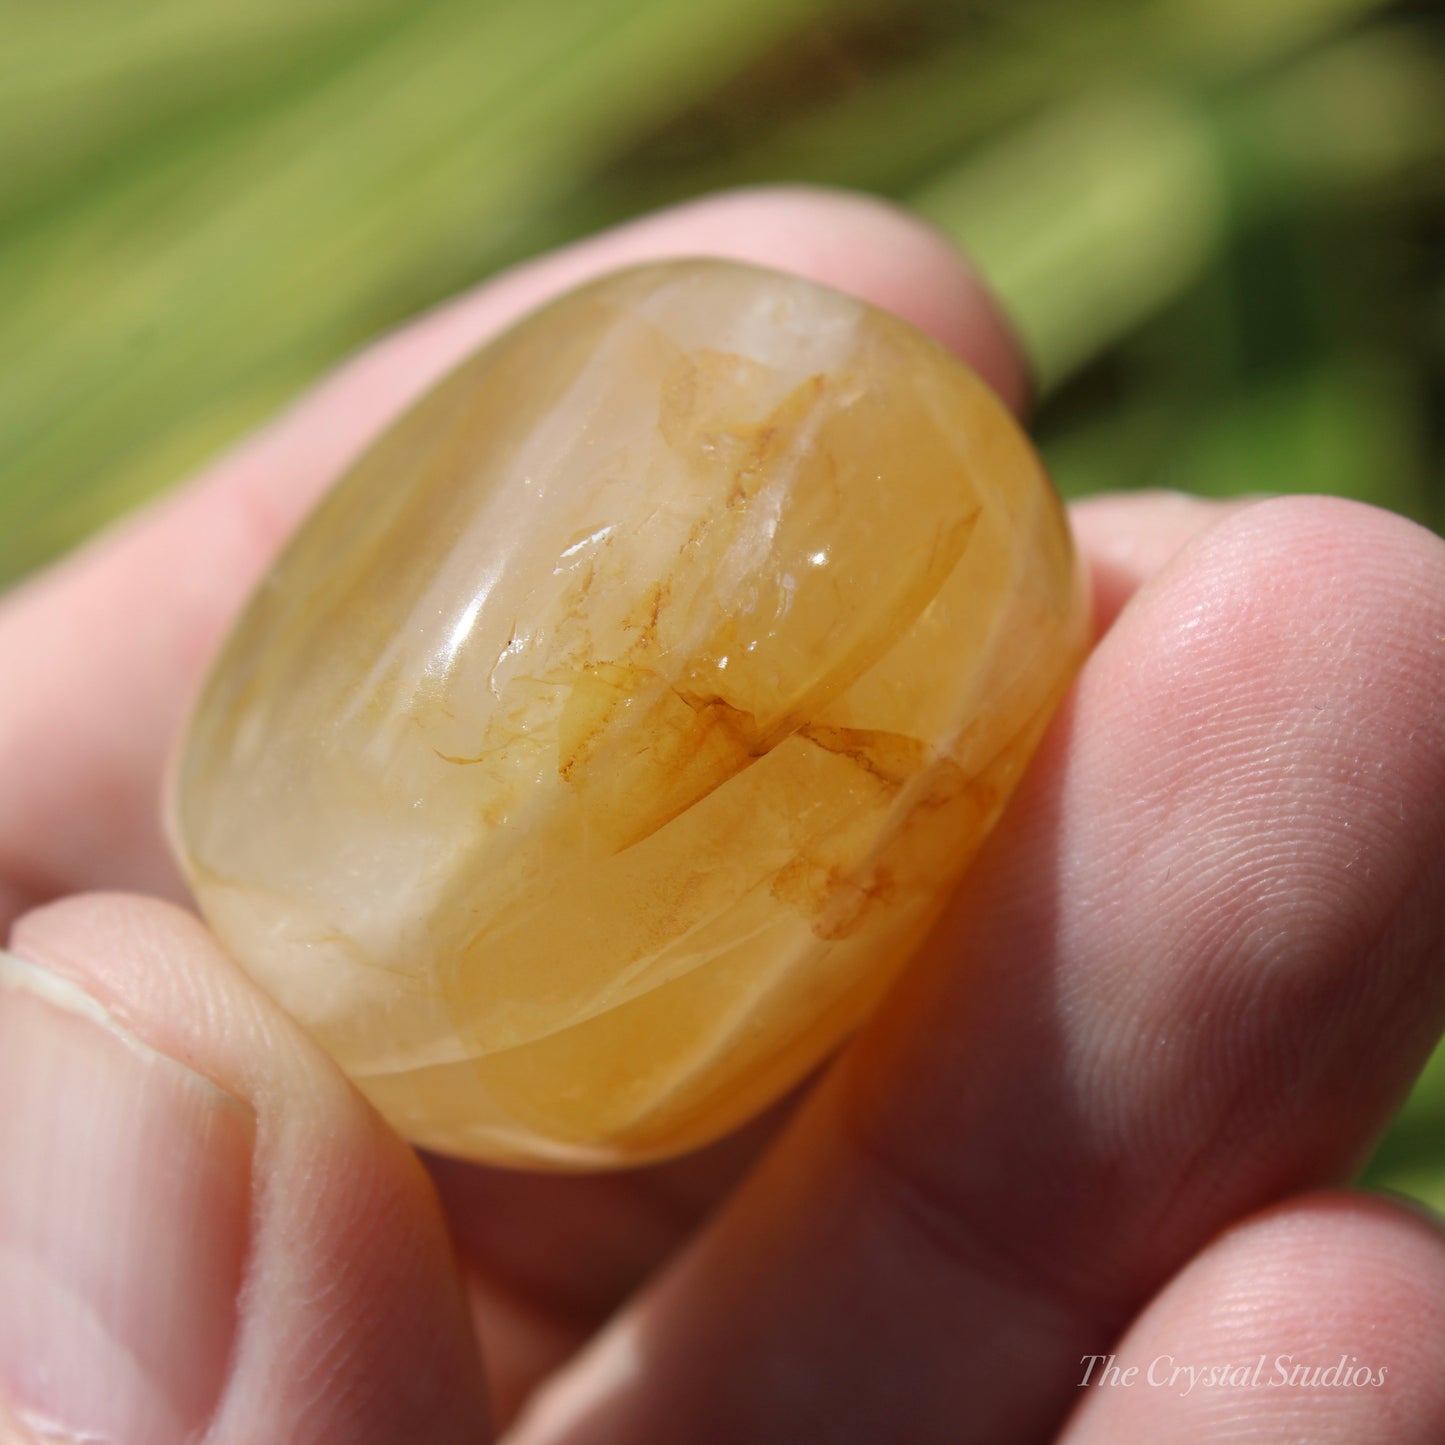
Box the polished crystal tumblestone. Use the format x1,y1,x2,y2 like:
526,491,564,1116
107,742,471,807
169,259,1089,1168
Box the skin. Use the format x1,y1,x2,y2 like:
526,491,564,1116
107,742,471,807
1,187,1444,1445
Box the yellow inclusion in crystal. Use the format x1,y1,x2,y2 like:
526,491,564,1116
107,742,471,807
168,259,1090,1168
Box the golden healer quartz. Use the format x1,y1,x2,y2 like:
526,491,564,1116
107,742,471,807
168,259,1089,1169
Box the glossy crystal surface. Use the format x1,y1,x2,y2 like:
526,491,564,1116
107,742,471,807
170,259,1088,1167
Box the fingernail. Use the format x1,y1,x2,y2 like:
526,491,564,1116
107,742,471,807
0,949,254,1445
0,1394,44,1445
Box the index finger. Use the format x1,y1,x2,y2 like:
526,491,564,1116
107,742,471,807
0,186,1025,928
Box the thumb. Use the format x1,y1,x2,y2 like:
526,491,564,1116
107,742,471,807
0,893,490,1445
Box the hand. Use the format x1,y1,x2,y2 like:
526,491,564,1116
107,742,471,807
3,188,1444,1445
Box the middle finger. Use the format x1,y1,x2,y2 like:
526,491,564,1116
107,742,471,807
510,494,1445,1445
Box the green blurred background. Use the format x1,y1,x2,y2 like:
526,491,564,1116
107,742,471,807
1,0,1441,1200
